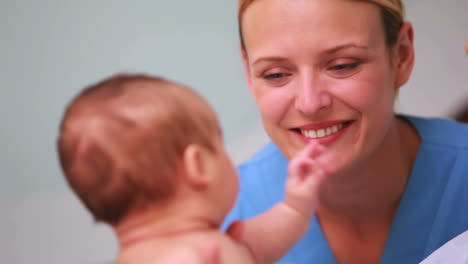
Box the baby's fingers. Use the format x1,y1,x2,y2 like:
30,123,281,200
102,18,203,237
288,157,325,184
300,160,326,184
300,141,325,159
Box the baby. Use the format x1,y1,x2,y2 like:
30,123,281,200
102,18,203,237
57,74,328,264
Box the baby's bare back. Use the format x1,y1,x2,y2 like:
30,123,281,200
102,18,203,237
118,230,255,264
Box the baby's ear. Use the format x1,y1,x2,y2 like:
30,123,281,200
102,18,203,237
181,144,216,189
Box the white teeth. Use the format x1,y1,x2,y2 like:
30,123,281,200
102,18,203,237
310,130,317,138
300,123,345,139
317,129,325,137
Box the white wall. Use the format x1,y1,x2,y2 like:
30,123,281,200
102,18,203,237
398,0,468,116
1,0,467,263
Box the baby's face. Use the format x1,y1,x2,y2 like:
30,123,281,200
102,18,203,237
209,128,240,220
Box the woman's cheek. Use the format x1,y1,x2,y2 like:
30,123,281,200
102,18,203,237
256,87,294,123
335,70,391,113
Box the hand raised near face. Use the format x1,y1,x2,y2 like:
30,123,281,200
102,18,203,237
285,142,332,219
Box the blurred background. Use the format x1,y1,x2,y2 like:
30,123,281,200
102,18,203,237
1,0,467,263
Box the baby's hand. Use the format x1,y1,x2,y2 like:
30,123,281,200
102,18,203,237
285,142,329,219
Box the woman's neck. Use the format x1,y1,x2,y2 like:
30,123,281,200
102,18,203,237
317,117,420,224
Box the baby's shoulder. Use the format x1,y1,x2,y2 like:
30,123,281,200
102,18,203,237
136,231,255,264
147,243,204,264
117,239,201,263
117,237,201,263
199,231,255,264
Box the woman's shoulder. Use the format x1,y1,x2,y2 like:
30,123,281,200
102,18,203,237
240,141,285,164
237,141,288,176
403,114,468,149
228,142,289,219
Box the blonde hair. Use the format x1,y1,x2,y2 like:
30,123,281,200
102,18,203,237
238,0,404,50
57,74,219,225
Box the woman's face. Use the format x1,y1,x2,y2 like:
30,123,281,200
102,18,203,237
241,0,411,171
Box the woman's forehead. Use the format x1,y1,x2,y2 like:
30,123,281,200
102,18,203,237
241,0,385,56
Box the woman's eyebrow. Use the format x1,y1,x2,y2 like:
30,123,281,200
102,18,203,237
251,44,370,66
324,43,370,54
252,57,288,67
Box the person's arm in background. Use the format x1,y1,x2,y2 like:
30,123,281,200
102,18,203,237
236,142,330,264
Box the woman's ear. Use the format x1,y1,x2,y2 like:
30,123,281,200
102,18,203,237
181,144,215,189
393,22,415,88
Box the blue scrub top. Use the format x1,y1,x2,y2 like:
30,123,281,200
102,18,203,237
223,115,468,264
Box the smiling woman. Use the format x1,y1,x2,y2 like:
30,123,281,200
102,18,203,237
239,0,411,165
221,0,468,263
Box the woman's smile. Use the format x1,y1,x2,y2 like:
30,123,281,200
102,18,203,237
291,120,355,146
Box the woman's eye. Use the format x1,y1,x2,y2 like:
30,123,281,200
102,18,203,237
327,61,361,78
263,73,287,79
330,63,359,71
259,70,292,86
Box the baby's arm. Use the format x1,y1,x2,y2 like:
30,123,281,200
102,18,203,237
237,142,327,264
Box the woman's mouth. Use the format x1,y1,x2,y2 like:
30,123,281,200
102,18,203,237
292,121,354,140
301,123,343,138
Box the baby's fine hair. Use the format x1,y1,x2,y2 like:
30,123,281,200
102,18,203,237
57,74,219,225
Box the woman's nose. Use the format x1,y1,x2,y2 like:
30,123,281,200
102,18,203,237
294,77,332,116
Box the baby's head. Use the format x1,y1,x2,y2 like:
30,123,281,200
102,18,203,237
57,74,238,226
